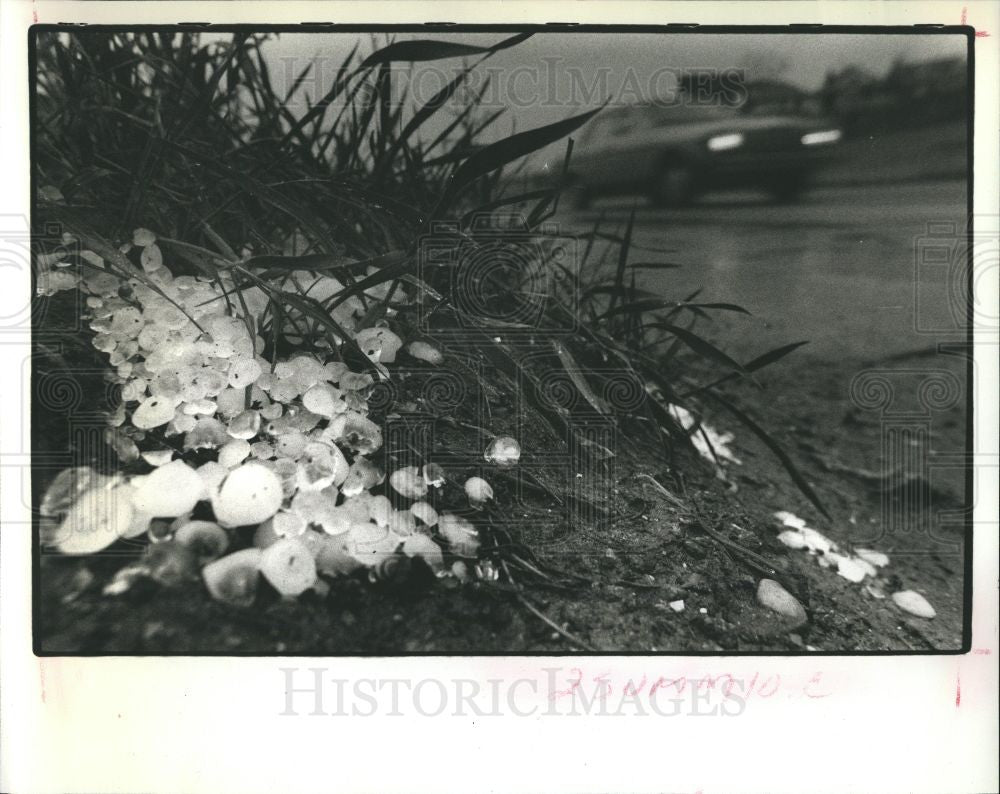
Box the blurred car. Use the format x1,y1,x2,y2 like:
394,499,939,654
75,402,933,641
566,103,842,207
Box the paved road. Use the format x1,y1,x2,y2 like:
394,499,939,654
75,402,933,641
559,179,969,362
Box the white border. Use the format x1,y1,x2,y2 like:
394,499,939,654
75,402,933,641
2,2,997,793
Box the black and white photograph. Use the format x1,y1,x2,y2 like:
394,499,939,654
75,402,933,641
3,3,999,793
27,26,976,654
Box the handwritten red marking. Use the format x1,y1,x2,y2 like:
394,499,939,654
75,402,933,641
955,673,961,707
962,5,990,36
757,674,781,698
972,648,991,655
804,671,832,699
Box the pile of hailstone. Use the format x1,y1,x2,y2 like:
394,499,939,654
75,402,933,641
38,227,510,606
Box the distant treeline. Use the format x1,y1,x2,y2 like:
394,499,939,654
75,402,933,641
739,57,967,137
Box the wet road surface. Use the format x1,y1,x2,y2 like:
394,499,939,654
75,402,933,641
560,179,968,363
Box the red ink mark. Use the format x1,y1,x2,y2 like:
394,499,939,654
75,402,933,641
756,674,781,698
804,671,832,699
592,671,612,696
955,673,961,707
972,648,991,655
962,5,991,36
623,675,647,697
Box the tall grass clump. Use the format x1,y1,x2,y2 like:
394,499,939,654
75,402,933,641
32,30,825,610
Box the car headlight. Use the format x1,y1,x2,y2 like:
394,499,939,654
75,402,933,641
801,129,842,146
706,133,745,152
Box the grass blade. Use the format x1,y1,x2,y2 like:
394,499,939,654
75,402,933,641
641,321,748,375
437,105,605,211
701,390,831,520
360,33,532,68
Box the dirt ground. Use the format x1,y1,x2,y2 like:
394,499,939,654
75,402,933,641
35,325,969,654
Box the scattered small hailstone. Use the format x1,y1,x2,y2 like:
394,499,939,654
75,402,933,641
260,402,283,421
402,533,445,572
776,530,809,549
326,412,382,454
854,548,890,568
464,476,494,507
338,498,372,526
341,457,385,497
123,510,154,539
800,527,834,554
291,490,348,535
227,409,261,440
106,430,140,463
668,599,685,613
668,403,741,465
40,467,111,518
39,184,65,202
828,554,869,583
422,462,445,488
140,244,163,272
774,510,807,530
484,436,521,467
131,460,205,517
853,557,878,578
196,461,229,497
312,533,364,577
184,418,230,450
302,383,346,417
389,466,428,499
259,538,317,597
227,356,262,389
698,607,708,615
274,431,307,459
355,327,403,364
216,388,246,418
253,520,281,549
296,444,349,491
756,578,807,625
173,521,228,563
132,394,179,429
407,340,444,364
212,462,284,527
133,227,157,247
410,501,438,527
347,522,399,566
438,513,480,557
54,483,134,554
891,590,936,619
388,509,417,537
270,458,300,498
218,439,251,469
202,548,262,607
865,583,887,600
272,510,307,538
339,371,374,391
365,494,394,527
181,399,217,416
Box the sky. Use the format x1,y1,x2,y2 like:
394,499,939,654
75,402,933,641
256,31,967,149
